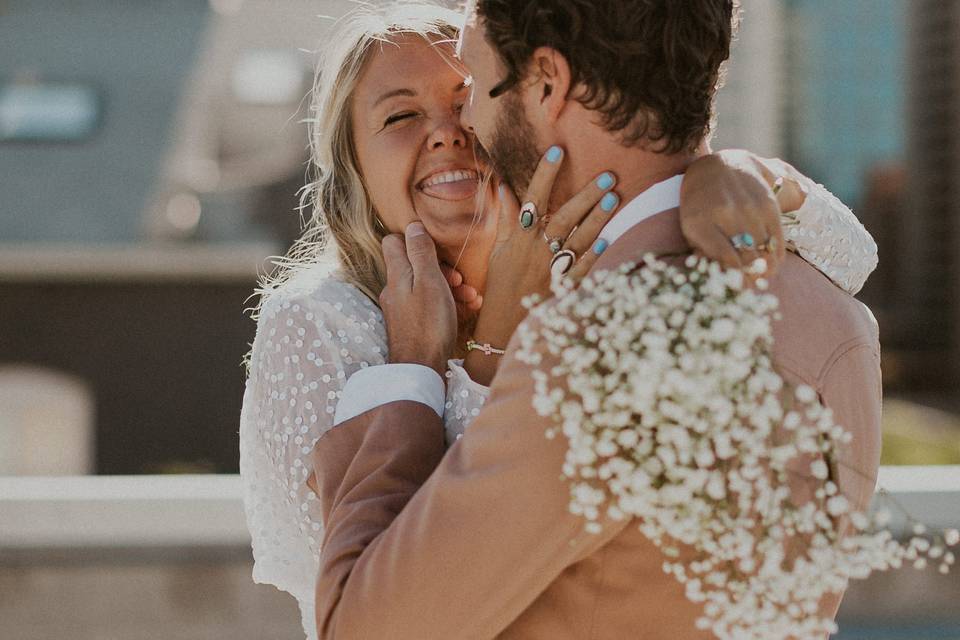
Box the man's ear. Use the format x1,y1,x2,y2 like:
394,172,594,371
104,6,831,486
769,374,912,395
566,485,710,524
527,46,572,124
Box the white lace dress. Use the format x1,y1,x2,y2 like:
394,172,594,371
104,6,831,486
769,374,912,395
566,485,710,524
238,178,878,640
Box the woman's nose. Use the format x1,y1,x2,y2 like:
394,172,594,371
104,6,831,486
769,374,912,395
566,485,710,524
427,118,467,150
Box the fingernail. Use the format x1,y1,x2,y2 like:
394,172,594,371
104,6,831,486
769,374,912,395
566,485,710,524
596,172,615,190
546,146,563,163
593,238,609,255
406,222,426,237
600,192,619,212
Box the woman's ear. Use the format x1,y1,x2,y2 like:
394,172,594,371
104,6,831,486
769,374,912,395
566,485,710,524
528,46,572,125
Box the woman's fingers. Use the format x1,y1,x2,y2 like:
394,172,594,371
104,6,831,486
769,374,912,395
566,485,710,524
495,181,521,243
452,283,479,304
440,263,464,288
520,145,566,225
543,171,618,243
757,210,787,277
465,295,483,312
565,240,607,285
679,205,742,270
559,190,620,256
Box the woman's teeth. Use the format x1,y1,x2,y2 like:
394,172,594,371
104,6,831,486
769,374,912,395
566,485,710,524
420,170,479,188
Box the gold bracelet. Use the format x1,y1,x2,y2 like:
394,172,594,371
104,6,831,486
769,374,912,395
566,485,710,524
466,339,506,356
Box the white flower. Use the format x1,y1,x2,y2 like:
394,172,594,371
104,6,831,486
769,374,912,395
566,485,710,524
810,459,830,480
521,254,947,640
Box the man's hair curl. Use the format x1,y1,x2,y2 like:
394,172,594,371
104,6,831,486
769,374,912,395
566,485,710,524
475,0,738,154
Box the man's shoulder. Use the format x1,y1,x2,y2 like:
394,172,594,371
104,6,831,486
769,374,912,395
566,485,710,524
766,253,879,383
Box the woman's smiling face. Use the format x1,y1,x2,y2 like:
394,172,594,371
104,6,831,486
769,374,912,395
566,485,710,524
351,34,493,250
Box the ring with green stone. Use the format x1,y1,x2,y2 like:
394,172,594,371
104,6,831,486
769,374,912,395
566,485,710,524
519,201,538,230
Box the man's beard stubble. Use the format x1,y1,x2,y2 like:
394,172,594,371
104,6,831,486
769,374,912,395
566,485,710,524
478,91,541,196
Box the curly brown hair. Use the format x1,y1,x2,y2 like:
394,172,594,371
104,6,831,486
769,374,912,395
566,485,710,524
474,0,738,154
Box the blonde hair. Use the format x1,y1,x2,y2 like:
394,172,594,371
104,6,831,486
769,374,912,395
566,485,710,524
256,2,465,313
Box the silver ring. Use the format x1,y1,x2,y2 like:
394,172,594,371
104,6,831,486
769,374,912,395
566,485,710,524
730,232,756,251
543,232,564,255
519,202,538,230
550,249,577,278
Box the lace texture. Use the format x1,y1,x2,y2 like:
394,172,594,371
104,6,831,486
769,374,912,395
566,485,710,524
239,185,877,639
239,267,486,640
783,175,878,295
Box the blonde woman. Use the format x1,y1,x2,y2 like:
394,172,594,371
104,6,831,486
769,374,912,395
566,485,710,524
238,4,878,638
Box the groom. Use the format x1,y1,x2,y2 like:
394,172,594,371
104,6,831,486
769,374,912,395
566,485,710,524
310,1,882,638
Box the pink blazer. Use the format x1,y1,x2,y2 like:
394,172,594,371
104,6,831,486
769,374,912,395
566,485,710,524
308,209,882,639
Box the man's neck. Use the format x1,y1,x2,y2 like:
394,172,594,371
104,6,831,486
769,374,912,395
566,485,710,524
547,135,707,214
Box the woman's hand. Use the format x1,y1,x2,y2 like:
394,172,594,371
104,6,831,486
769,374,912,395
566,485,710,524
465,146,619,385
440,263,483,312
680,150,805,276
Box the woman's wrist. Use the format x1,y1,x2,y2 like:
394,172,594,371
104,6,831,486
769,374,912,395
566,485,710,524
463,349,501,387
462,319,512,386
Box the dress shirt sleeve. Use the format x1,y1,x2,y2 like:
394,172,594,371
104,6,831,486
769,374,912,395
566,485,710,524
332,363,445,426
310,311,630,639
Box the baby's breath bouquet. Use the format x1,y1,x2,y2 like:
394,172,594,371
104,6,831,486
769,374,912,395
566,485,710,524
516,255,958,640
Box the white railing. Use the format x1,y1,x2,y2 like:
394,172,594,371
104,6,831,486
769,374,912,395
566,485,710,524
1,466,959,548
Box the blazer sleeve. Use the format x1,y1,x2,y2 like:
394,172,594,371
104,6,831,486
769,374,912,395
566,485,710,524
310,317,630,640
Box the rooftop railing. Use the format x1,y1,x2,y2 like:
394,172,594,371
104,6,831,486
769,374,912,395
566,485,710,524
1,466,958,549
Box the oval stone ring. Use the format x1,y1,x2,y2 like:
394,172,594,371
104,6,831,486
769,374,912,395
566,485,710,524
519,201,538,230
550,249,577,278
730,232,756,251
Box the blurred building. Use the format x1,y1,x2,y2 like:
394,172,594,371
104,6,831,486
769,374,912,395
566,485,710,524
713,0,786,157
898,0,960,389
783,0,907,209
0,0,352,474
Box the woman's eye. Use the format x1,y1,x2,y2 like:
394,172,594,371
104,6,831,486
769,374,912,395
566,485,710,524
384,112,416,127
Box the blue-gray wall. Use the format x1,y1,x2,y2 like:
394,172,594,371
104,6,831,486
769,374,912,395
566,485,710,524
786,0,907,208
0,0,209,243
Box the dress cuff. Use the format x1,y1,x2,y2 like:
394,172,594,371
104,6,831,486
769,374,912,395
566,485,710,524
333,363,446,426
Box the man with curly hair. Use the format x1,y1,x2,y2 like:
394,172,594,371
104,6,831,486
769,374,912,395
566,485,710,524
310,2,882,638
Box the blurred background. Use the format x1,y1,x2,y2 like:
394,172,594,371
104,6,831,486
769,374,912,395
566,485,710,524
0,0,958,638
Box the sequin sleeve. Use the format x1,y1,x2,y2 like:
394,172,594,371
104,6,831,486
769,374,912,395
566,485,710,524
782,175,878,295
239,276,386,640
442,359,491,446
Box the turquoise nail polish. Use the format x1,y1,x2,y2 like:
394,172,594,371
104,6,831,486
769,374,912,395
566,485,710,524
596,172,615,190
601,192,619,212
546,146,562,163
593,238,609,255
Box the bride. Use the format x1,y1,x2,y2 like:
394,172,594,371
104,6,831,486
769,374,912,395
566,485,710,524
238,3,878,638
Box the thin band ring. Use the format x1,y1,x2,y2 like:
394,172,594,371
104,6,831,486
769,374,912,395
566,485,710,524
756,237,778,253
543,231,565,255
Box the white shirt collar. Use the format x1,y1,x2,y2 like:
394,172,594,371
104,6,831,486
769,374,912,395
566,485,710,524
597,174,684,247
